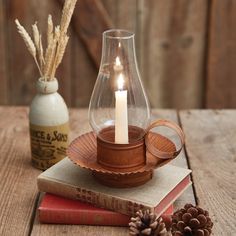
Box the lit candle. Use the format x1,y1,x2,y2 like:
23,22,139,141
114,56,123,71
115,73,128,144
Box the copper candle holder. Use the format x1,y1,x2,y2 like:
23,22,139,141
68,30,185,188
67,119,185,188
97,126,146,172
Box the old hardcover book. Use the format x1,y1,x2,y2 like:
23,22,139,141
37,158,191,216
38,193,173,226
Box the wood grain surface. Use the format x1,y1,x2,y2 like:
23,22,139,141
0,0,8,104
206,0,236,108
0,107,41,235
6,0,33,105
30,108,195,235
58,0,113,69
1,107,235,235
3,0,232,109
180,110,236,235
151,110,196,208
102,0,136,32
139,0,208,109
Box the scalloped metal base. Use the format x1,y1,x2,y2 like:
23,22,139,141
67,130,177,187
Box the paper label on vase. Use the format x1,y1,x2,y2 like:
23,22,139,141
30,122,69,170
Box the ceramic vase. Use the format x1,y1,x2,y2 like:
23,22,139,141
29,78,69,170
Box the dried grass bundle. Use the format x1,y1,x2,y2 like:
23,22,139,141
15,0,77,81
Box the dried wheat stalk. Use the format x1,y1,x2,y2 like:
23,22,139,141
46,26,60,79
60,0,77,35
39,35,45,65
32,22,40,50
15,0,77,81
15,19,43,77
44,35,57,78
51,35,69,79
47,15,53,47
32,22,45,71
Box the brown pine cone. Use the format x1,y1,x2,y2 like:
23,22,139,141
129,210,169,236
171,204,213,236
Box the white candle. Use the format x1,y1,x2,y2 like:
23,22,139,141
115,73,128,144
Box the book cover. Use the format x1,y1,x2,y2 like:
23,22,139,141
37,157,191,216
38,193,174,226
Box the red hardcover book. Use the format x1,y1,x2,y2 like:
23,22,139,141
38,193,173,226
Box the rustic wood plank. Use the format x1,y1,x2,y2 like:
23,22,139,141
151,110,196,208
57,0,113,69
116,1,139,65
0,107,41,235
31,109,195,235
101,0,118,26
70,0,136,107
63,0,113,107
117,1,137,31
71,31,97,107
138,0,208,109
102,0,137,39
180,110,236,235
75,0,112,68
6,0,31,105
0,0,8,104
102,0,141,71
206,1,236,108
6,0,72,106
31,222,128,236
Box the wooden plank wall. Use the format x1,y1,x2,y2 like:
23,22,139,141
0,0,235,108
138,0,208,108
206,0,236,108
0,0,8,104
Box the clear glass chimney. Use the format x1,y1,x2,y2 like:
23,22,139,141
89,29,150,144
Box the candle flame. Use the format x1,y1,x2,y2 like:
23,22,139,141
115,56,121,67
117,73,125,90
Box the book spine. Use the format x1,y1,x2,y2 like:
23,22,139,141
39,208,130,226
38,177,152,216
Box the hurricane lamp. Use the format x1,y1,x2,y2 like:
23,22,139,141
89,29,151,172
67,29,185,188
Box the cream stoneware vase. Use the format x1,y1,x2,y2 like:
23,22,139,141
29,78,69,170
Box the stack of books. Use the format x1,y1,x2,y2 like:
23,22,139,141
37,157,192,226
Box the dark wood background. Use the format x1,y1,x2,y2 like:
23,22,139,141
0,0,235,108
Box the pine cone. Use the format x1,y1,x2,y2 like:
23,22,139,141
129,210,168,236
171,204,213,236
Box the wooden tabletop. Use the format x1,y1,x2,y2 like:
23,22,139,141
0,107,235,236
